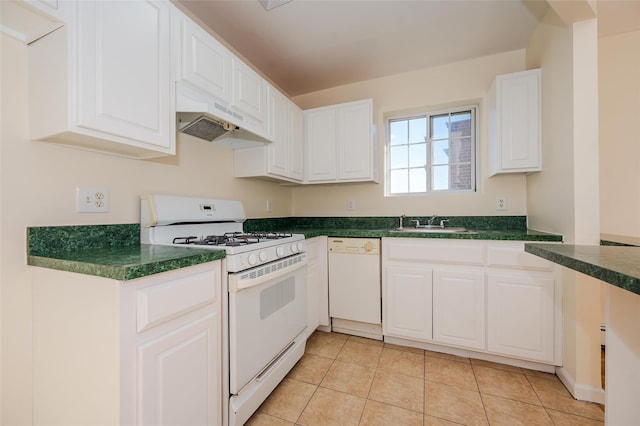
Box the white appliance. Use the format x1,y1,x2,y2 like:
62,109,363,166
140,194,307,426
328,237,382,340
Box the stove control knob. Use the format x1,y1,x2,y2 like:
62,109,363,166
259,250,268,262
297,242,305,252
290,243,298,253
248,253,258,265
276,247,285,257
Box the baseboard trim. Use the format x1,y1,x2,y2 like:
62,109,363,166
555,366,605,404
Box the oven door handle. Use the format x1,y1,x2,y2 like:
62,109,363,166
229,257,308,292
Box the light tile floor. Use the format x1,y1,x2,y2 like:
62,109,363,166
246,331,605,426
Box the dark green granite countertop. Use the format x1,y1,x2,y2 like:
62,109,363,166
27,224,225,281
245,216,562,242
28,244,225,281
525,243,640,295
26,218,561,281
292,228,561,241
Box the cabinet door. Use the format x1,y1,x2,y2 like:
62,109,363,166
487,273,554,362
289,103,305,181
338,100,373,180
433,270,486,350
383,265,433,341
138,313,219,426
490,69,541,175
267,88,289,177
76,1,172,150
178,15,231,104
231,58,268,136
305,108,337,182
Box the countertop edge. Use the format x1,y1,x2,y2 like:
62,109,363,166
28,247,226,281
525,243,640,296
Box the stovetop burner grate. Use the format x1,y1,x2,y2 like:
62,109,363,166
171,231,294,247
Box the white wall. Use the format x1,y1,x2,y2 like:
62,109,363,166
526,10,603,402
599,29,640,245
0,33,293,425
291,50,529,217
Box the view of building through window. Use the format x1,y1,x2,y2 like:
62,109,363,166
388,107,476,194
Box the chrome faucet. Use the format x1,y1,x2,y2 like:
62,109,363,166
427,215,438,226
398,215,406,230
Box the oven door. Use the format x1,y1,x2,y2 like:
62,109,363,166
228,253,307,395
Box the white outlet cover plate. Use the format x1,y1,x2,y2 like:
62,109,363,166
76,186,109,213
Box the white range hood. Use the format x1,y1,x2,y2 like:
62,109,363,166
176,81,272,149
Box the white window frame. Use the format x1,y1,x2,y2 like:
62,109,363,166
385,105,478,196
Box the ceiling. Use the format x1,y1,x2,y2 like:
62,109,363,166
176,0,640,98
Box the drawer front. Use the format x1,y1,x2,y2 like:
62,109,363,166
137,268,217,333
384,239,485,266
486,245,554,272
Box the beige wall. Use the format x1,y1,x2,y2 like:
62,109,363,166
0,33,293,425
291,50,529,217
599,29,640,244
526,10,602,401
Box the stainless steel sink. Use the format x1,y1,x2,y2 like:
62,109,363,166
391,227,473,234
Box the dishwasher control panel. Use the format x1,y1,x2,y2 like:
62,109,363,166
328,238,380,255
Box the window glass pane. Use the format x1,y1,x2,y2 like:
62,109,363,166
449,136,472,163
390,169,408,193
408,117,427,144
431,114,449,140
449,163,472,190
386,106,475,195
389,120,407,146
432,165,449,191
390,145,408,169
408,143,426,168
432,140,449,165
409,168,427,192
451,111,472,138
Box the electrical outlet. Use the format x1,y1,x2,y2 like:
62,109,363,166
347,199,356,210
76,186,109,213
496,196,508,211
266,199,272,212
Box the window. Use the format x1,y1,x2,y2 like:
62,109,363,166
387,106,477,195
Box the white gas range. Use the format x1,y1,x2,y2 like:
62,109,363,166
140,194,308,426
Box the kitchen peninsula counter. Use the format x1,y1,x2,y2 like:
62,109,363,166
524,243,640,295
27,224,225,280
525,242,640,425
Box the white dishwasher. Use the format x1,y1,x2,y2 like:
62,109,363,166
328,237,382,340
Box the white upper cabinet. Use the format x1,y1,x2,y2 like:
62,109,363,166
304,99,377,184
28,0,175,159
175,12,231,105
231,57,268,138
305,107,337,182
488,68,541,176
289,102,305,181
267,87,290,177
233,85,304,183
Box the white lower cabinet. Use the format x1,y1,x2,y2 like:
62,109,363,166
31,261,222,426
305,236,329,336
382,238,560,365
383,265,433,341
433,270,485,350
487,273,555,363
138,313,218,425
